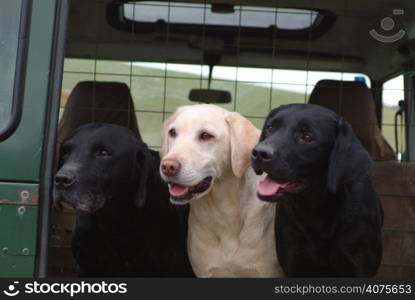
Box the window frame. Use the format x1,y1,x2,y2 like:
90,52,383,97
403,73,415,161
107,1,336,41
0,0,32,142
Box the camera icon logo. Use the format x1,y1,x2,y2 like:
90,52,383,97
3,281,20,297
370,9,406,43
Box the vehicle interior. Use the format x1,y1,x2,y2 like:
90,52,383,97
48,0,415,277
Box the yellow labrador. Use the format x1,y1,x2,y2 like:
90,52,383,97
160,104,283,277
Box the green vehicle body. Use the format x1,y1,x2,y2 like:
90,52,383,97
0,0,68,277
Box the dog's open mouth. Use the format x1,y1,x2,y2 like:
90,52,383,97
168,177,213,204
257,175,306,202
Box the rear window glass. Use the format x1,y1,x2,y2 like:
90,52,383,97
0,0,22,128
382,75,405,158
62,58,369,150
123,2,319,30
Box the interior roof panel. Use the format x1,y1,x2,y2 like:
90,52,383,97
66,0,415,81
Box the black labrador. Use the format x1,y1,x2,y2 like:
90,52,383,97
53,123,193,277
251,104,383,277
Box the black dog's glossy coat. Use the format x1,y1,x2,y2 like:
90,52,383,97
252,104,383,277
54,124,193,277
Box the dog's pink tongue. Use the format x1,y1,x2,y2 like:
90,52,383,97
258,176,288,196
168,184,189,197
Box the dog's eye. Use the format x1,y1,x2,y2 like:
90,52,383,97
169,128,177,138
97,149,110,157
199,131,214,141
266,125,273,133
301,134,313,143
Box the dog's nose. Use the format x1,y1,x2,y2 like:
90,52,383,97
54,173,75,188
252,144,274,162
161,159,181,176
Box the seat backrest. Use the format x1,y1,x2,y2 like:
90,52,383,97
309,80,395,161
58,81,141,146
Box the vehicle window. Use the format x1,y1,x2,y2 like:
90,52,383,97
0,0,22,129
124,2,318,30
382,75,405,159
61,58,369,150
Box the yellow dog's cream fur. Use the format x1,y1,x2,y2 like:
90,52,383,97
160,104,283,277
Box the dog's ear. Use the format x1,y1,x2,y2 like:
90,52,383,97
134,145,157,208
327,117,372,193
226,112,260,178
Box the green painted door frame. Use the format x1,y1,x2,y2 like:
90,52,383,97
0,0,69,277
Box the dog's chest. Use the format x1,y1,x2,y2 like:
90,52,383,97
276,206,338,276
187,199,280,277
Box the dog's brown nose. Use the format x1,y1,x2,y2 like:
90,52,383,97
161,159,181,176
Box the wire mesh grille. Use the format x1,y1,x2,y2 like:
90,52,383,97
53,0,415,277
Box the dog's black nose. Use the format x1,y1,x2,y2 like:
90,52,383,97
54,173,75,188
252,144,274,162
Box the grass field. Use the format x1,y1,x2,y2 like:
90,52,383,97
61,59,403,152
